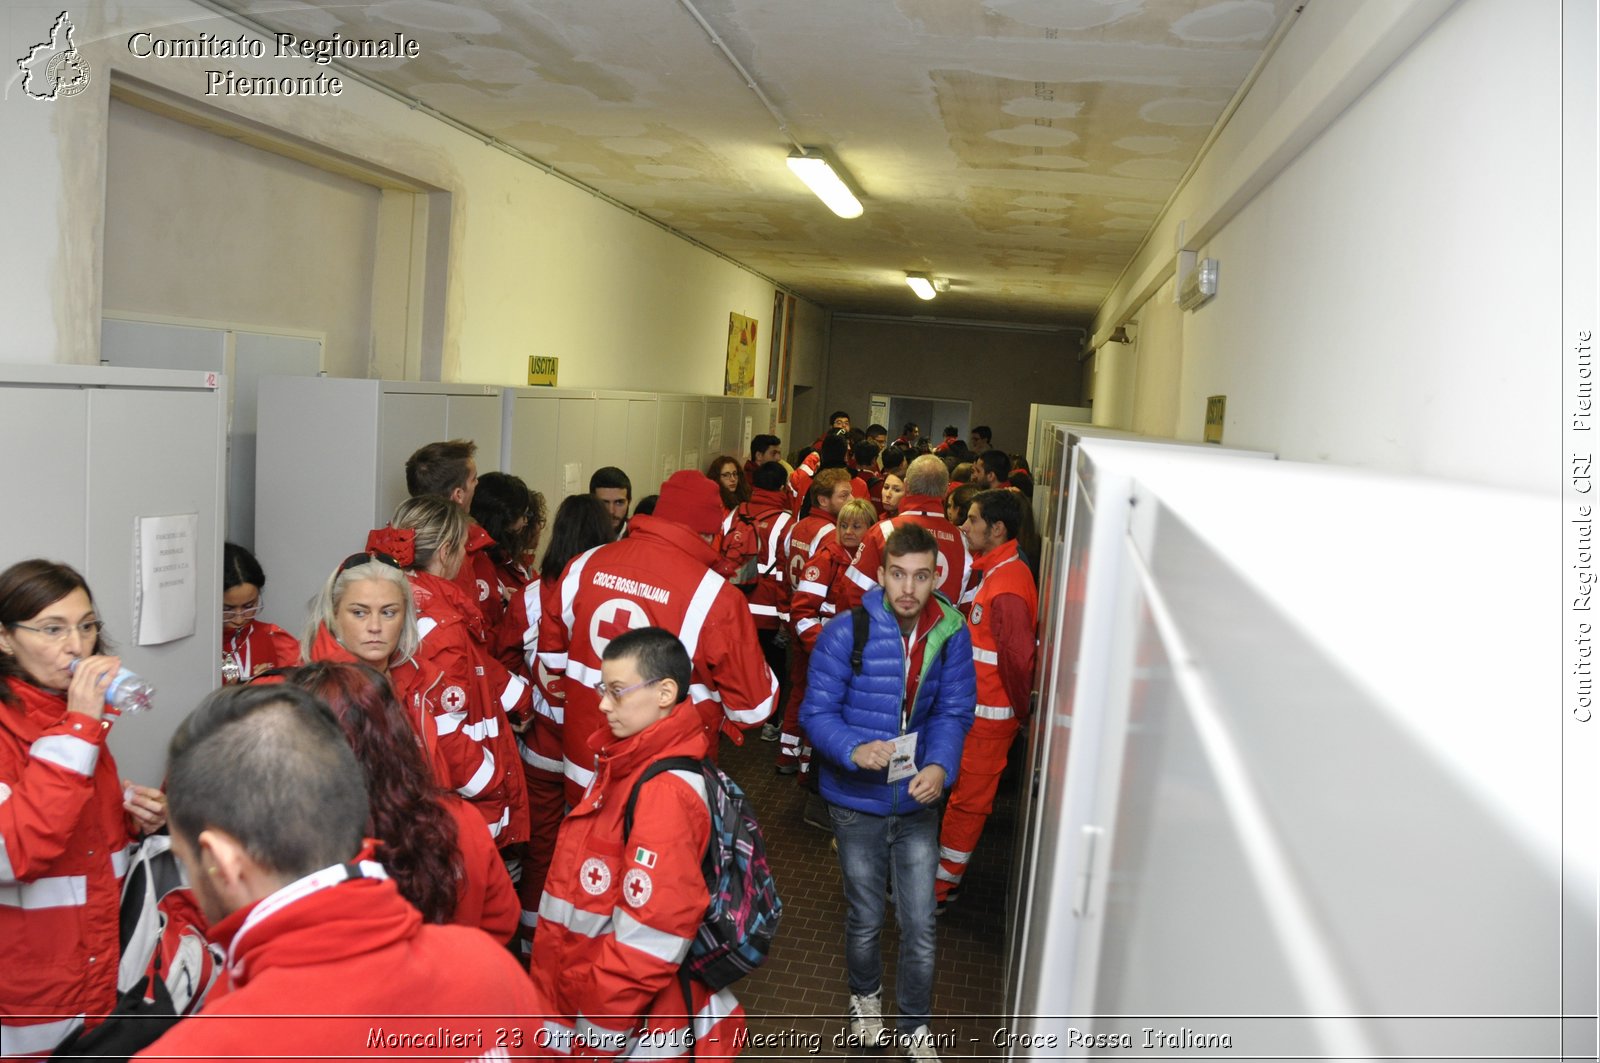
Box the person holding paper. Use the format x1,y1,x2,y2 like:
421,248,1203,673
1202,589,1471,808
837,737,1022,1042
799,524,975,1062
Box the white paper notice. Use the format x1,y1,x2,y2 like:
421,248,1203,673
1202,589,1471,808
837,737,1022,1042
135,513,198,645
684,450,700,474
707,417,723,452
563,462,583,496
742,416,754,459
663,456,676,483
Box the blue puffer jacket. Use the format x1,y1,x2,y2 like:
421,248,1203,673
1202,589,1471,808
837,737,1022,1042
800,586,976,815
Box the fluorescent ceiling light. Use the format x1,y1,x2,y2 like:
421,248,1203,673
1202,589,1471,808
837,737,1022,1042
787,150,863,219
905,273,936,300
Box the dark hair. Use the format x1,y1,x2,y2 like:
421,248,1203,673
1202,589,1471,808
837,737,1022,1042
0,560,105,702
223,542,267,591
883,522,938,563
750,434,780,459
540,494,616,582
283,662,462,924
947,483,982,526
972,488,1023,542
1011,454,1031,474
589,466,632,498
1008,469,1035,500
166,684,369,880
470,471,534,562
942,425,959,438
854,440,881,468
817,435,849,470
633,494,659,517
406,439,476,498
752,460,788,492
706,455,750,510
901,421,919,436
950,461,974,484
979,449,1012,481
603,627,690,705
881,446,906,473
827,410,850,425
970,425,992,446
865,424,887,438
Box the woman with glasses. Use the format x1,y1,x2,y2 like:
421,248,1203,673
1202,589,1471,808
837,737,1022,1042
221,542,302,683
706,454,750,513
0,559,168,1055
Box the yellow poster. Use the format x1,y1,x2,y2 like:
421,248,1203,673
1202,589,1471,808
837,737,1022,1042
1204,395,1226,443
725,312,757,397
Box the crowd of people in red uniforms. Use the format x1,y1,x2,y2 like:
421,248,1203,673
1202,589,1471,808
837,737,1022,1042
1,409,1041,1062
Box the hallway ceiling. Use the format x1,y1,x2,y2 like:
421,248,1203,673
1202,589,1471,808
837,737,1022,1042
211,0,1298,326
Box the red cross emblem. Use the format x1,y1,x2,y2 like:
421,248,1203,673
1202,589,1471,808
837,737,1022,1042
588,598,649,654
442,685,466,711
622,868,653,907
579,856,611,895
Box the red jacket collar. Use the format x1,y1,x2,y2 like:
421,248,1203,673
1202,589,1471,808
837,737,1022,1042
972,537,1021,574
580,699,711,799
747,487,789,514
899,494,945,518
0,677,69,736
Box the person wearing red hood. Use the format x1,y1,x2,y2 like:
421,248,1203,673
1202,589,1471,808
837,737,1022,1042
839,455,973,613
135,683,538,1062
717,460,795,742
374,498,529,849
537,469,778,807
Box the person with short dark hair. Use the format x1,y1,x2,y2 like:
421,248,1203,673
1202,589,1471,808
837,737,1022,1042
538,472,778,807
865,424,888,448
528,627,746,1055
633,493,659,517
787,433,851,516
945,483,982,528
405,439,478,505
973,449,1012,490
137,684,538,1060
801,525,976,1061
967,425,993,453
222,541,302,682
936,490,1038,914
590,466,634,540
934,425,960,456
470,472,544,673
721,461,796,743
0,560,167,1055
747,434,783,482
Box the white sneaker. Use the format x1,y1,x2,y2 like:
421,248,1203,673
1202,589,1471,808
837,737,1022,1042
900,1025,941,1062
760,721,782,742
848,990,891,1049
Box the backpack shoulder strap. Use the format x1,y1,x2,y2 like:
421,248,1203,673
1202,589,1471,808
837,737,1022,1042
850,606,870,675
624,755,709,839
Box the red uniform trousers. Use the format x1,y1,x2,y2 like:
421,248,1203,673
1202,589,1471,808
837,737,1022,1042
935,715,1018,901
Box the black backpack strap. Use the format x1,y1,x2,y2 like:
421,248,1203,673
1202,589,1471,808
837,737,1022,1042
850,606,870,675
623,756,707,839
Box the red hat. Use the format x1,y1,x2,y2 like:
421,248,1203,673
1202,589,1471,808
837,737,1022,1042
656,470,724,537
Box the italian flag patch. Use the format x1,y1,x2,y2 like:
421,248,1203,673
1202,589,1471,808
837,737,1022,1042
633,846,658,868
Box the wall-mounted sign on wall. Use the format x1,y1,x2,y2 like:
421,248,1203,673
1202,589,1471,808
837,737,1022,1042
1204,395,1226,444
528,356,559,386
725,312,757,397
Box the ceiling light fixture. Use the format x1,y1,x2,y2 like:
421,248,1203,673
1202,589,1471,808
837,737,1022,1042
788,149,864,219
905,273,937,300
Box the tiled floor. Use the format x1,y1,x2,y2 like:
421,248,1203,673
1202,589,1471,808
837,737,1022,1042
717,729,1019,1060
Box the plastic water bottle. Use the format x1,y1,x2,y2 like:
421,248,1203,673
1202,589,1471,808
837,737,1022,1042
69,659,155,715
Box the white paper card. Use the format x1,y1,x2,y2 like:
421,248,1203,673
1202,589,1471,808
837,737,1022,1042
707,416,723,451
742,416,754,459
886,732,919,783
135,513,199,645
563,462,583,496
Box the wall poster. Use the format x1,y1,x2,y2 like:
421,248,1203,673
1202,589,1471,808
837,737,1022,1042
725,312,758,397
777,294,796,425
766,290,785,402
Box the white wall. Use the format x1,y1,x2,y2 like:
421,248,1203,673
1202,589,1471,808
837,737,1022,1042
1092,0,1560,491
103,100,379,378
1,0,812,415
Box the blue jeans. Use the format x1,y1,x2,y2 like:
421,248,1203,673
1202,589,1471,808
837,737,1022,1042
829,801,940,1034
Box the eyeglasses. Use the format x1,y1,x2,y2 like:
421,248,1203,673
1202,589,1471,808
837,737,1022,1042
9,619,104,642
337,551,402,576
593,677,661,702
222,597,262,620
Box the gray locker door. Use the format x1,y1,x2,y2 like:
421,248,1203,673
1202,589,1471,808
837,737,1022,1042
0,387,89,563
679,399,706,472
557,398,598,499
657,398,686,482
506,393,561,510
84,385,226,787
376,393,450,524
625,398,659,496
593,398,630,475
444,393,503,475
230,332,323,548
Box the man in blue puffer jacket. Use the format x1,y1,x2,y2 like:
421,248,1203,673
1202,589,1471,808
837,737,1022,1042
801,523,976,1062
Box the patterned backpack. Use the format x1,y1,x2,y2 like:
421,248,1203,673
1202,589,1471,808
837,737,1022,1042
624,756,782,989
